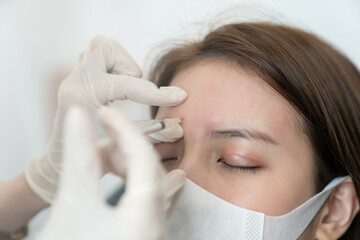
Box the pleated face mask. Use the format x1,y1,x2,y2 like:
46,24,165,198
166,176,347,240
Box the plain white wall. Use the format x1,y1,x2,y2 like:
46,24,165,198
0,0,359,181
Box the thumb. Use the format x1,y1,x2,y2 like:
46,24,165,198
165,169,186,211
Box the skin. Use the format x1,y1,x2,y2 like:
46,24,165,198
155,59,359,239
156,59,315,215
0,174,48,232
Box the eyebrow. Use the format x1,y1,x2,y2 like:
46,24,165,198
210,128,279,145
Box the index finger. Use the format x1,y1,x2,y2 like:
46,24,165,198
105,75,188,106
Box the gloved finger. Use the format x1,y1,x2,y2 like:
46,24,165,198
99,107,166,236
98,107,166,235
134,119,183,144
147,124,184,143
95,74,187,106
97,107,165,204
165,169,186,211
98,107,164,189
57,106,102,202
89,35,142,77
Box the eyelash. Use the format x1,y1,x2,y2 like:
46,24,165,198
162,158,261,174
161,158,178,162
218,159,260,174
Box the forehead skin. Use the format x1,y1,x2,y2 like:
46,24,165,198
156,59,315,216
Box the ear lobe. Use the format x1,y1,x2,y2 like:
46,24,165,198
315,177,359,240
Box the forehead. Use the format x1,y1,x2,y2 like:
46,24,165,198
157,60,302,142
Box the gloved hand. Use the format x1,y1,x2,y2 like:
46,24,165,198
25,35,187,204
38,107,185,240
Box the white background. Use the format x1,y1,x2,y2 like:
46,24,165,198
0,0,359,180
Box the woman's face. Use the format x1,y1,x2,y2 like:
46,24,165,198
155,59,315,216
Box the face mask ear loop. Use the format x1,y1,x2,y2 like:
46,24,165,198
263,176,348,240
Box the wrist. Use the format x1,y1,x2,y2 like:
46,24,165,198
0,174,48,232
25,156,59,204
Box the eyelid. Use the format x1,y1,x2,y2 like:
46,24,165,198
218,159,260,173
221,153,260,167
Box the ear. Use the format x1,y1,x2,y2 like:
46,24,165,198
314,177,359,240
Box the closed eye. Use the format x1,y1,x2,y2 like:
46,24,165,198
161,158,178,162
218,159,261,173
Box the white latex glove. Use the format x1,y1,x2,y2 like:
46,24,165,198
38,107,185,240
25,35,187,204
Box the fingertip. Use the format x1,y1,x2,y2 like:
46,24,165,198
174,169,187,179
159,86,187,98
173,168,187,177
167,169,187,183
159,86,188,104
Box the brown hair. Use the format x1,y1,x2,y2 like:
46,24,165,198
149,22,360,239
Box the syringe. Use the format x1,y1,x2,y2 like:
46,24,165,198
96,117,181,153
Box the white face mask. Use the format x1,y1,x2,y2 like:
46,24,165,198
166,176,347,240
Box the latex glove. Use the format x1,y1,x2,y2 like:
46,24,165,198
38,107,185,240
25,35,187,204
